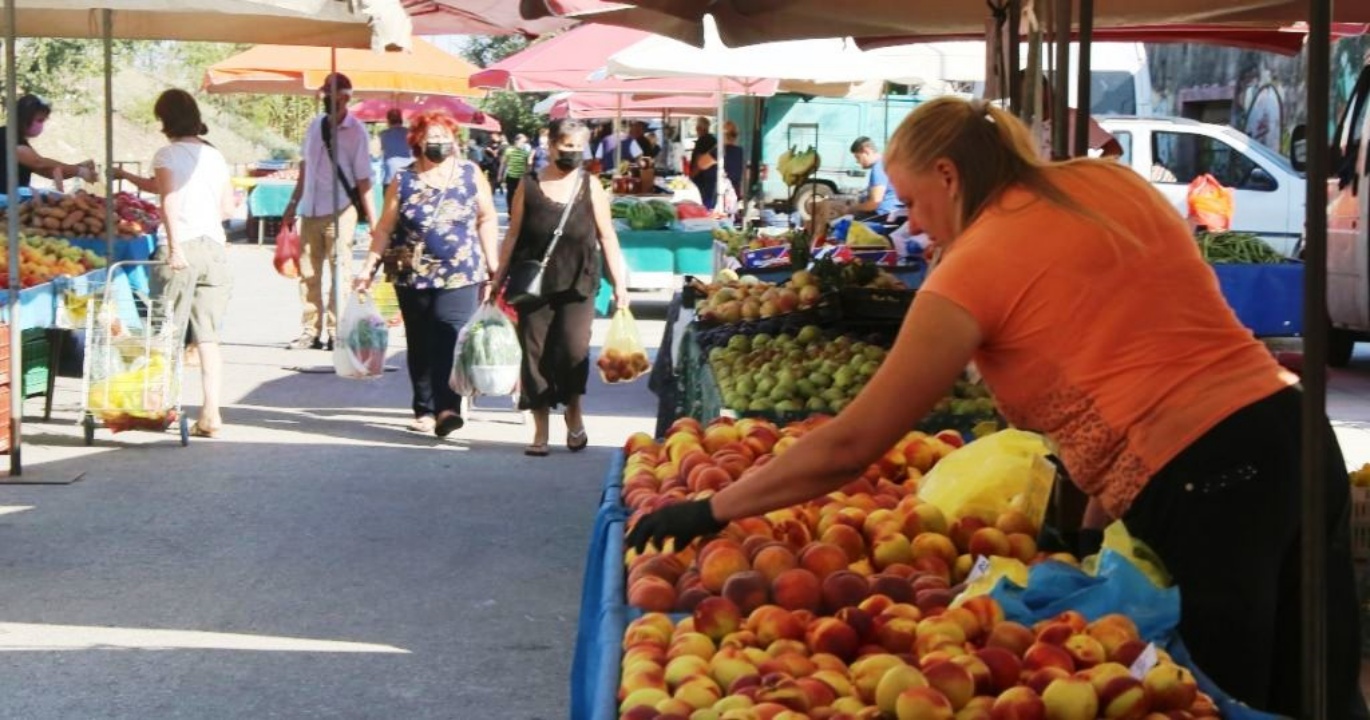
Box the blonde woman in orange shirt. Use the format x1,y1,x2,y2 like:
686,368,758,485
628,97,1364,718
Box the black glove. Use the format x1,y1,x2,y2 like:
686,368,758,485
626,499,726,554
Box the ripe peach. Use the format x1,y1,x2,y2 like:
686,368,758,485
967,528,1012,559
629,576,680,612
835,606,875,643
753,545,801,584
700,545,752,594
806,618,861,662
821,524,868,564
849,653,907,703
949,654,993,697
989,686,1046,720
766,639,809,658
619,687,671,714
949,517,990,553
676,586,713,613
707,647,758,690
1022,643,1075,674
821,570,871,612
1143,664,1198,712
1097,674,1150,719
702,424,742,454
758,653,816,679
771,568,823,613
796,676,838,710
914,586,955,615
994,510,1037,537
874,616,920,654
908,503,950,536
941,608,982,644
623,644,667,673
749,605,805,646
959,596,1006,635
800,542,851,581
911,574,950,594
895,686,956,720
986,621,1035,659
1034,622,1075,646
973,646,1022,694
873,533,917,570
876,664,929,716
722,571,771,615
858,594,896,617
884,563,918,580
923,660,976,710
1086,614,1142,660
664,654,710,690
1045,611,1087,634
1062,634,1107,670
623,623,672,648
668,632,717,662
911,533,959,567
1006,533,1039,564
624,431,658,455
693,596,744,642
674,675,723,710
720,630,757,650
1023,667,1070,696
810,667,856,698
849,558,877,577
869,574,917,604
1110,639,1149,668
1041,677,1098,720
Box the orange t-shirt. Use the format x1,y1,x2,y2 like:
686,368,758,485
920,161,1296,517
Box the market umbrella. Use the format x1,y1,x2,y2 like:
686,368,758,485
349,96,501,131
203,38,484,98
857,22,1370,55
535,91,721,119
403,0,586,35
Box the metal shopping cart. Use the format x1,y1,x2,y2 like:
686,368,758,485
78,261,188,446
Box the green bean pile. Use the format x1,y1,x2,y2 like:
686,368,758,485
1196,231,1287,264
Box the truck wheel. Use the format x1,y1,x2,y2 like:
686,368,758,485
792,183,835,222
1329,327,1356,367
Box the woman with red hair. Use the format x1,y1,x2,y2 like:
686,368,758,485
357,111,500,436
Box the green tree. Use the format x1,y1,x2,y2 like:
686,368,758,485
458,35,546,139
3,38,135,112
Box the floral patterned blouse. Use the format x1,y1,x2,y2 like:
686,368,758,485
390,162,485,290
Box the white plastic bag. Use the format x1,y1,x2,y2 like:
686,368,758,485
451,304,522,397
333,292,389,380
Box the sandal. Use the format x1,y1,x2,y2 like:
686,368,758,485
567,428,589,453
408,415,436,433
190,421,221,439
434,412,465,438
524,443,550,457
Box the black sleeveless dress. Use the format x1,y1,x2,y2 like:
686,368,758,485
511,173,601,410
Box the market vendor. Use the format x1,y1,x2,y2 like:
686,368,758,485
0,94,99,192
628,96,1366,719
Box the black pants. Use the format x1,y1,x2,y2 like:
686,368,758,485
505,176,522,200
1123,387,1367,718
395,284,478,419
516,293,595,411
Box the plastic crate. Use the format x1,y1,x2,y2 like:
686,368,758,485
838,287,917,321
20,327,49,399
1351,486,1370,562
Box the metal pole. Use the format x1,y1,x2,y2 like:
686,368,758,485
1301,0,1331,715
614,93,623,181
103,10,114,263
330,48,342,349
1052,0,1071,160
717,80,725,215
1072,0,1092,158
1008,0,1021,115
5,0,20,474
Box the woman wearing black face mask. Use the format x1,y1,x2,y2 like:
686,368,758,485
357,112,500,437
491,119,630,457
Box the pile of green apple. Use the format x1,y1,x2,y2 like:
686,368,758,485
710,327,885,416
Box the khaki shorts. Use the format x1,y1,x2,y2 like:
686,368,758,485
153,239,233,344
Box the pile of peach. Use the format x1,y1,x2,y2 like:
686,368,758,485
618,595,1218,719
622,417,1067,617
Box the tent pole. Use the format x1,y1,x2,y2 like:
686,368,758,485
1051,0,1071,160
614,93,623,183
716,80,725,215
1008,0,1021,115
1301,0,1331,715
103,10,115,266
330,47,342,350
5,0,20,474
1072,0,1092,157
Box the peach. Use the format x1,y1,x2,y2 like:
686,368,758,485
675,675,723,710
621,662,668,696
895,686,956,720
941,608,983,644
1023,667,1070,696
911,533,959,567
901,437,941,474
911,574,950,594
876,664,930,716
1041,677,1098,720
1006,533,1039,564
623,623,672,648
720,630,758,650
744,536,781,561
884,563,918,580
624,431,658,455
1033,622,1075,646
858,594,896,616
1086,615,1142,659
708,648,758,690
810,667,856,698
755,673,811,712
714,452,753,481
952,555,976,584
806,618,862,662
694,597,744,642
874,616,920,654
1110,639,1149,668
1046,611,1087,634
752,545,801,584
1143,664,1198,712
949,517,990,553
864,509,902,538
850,653,907,703
915,636,965,664
914,587,955,615
617,708,658,720
973,647,1023,694
989,686,1046,720
629,613,677,639
748,605,805,646
713,694,757,713
949,654,993,696
668,632,718,661
758,653,816,679
994,510,1037,537
703,424,743,454
873,533,917,570
771,568,823,613
835,606,875,643
796,676,838,710
909,503,950,536
923,660,976,710
870,574,917,605
1097,674,1150,719
1022,643,1075,674
821,524,868,564
664,654,711,689
1062,634,1106,670
621,687,672,713
800,542,851,581
967,528,1012,559
821,570,871,612
766,639,809,658
700,545,752,594
723,571,771,615
849,558,877,577
677,586,714,613
630,576,681,612
959,596,1006,635
623,644,667,672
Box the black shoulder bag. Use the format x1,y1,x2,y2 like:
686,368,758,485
504,170,583,310
319,119,369,220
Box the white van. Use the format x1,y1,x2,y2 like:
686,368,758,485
1099,116,1307,257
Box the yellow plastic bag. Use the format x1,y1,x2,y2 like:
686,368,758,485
1081,520,1172,588
597,308,650,384
916,429,1056,530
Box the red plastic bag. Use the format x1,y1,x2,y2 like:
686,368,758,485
1186,174,1234,231
273,221,301,278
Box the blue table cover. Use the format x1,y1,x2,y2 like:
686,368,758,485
1210,262,1303,338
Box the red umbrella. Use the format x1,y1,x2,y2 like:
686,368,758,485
348,96,501,131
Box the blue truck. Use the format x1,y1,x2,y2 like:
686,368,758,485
723,93,925,217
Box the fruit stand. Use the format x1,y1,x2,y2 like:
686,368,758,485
572,417,1278,720
611,196,721,290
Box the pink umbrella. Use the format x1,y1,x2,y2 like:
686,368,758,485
544,92,721,119
349,96,501,131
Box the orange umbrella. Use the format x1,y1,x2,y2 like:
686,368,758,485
203,38,484,98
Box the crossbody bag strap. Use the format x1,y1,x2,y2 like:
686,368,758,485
320,119,360,201
536,169,583,268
